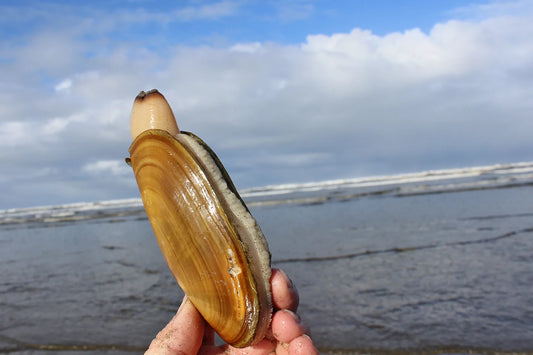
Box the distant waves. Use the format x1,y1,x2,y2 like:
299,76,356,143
241,161,533,206
0,199,145,227
2,162,533,226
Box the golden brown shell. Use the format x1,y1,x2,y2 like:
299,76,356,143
128,94,272,348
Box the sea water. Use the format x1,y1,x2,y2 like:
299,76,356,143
1,163,533,354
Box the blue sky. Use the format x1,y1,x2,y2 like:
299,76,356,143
1,0,533,209
1,1,492,46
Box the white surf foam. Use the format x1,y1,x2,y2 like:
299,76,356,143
2,162,533,224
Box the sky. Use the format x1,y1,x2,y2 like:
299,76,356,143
1,0,532,209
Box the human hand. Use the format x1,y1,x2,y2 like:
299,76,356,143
145,268,319,355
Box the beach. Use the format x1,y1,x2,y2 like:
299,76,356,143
1,163,533,354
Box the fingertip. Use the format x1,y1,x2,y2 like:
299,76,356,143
145,296,204,354
176,296,200,321
271,269,299,311
176,295,189,314
288,334,319,355
271,309,304,343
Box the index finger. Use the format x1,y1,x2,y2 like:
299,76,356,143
270,268,299,312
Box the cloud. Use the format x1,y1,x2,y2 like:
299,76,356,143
275,1,315,21
55,79,72,92
1,1,533,208
230,42,262,53
83,160,131,177
174,0,241,21
0,1,241,26
42,117,72,136
450,0,533,19
0,121,30,148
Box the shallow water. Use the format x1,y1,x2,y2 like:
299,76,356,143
261,186,533,353
1,167,533,354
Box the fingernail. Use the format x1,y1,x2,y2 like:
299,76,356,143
302,334,312,341
283,309,301,323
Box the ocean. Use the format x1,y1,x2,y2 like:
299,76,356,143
1,162,533,354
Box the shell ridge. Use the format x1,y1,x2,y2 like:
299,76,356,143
175,133,272,346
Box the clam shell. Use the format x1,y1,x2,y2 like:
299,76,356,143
129,128,272,347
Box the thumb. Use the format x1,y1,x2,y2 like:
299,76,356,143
145,296,205,355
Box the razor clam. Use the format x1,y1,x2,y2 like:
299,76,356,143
127,90,272,347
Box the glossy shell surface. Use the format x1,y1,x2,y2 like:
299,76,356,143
129,127,272,347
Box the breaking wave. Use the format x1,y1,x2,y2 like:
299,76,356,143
2,162,533,227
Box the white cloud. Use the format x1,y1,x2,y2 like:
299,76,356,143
230,42,262,53
96,1,241,28
451,0,533,19
42,117,71,136
83,160,131,177
174,1,241,21
0,1,241,28
55,78,72,92
276,1,315,21
0,121,30,148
